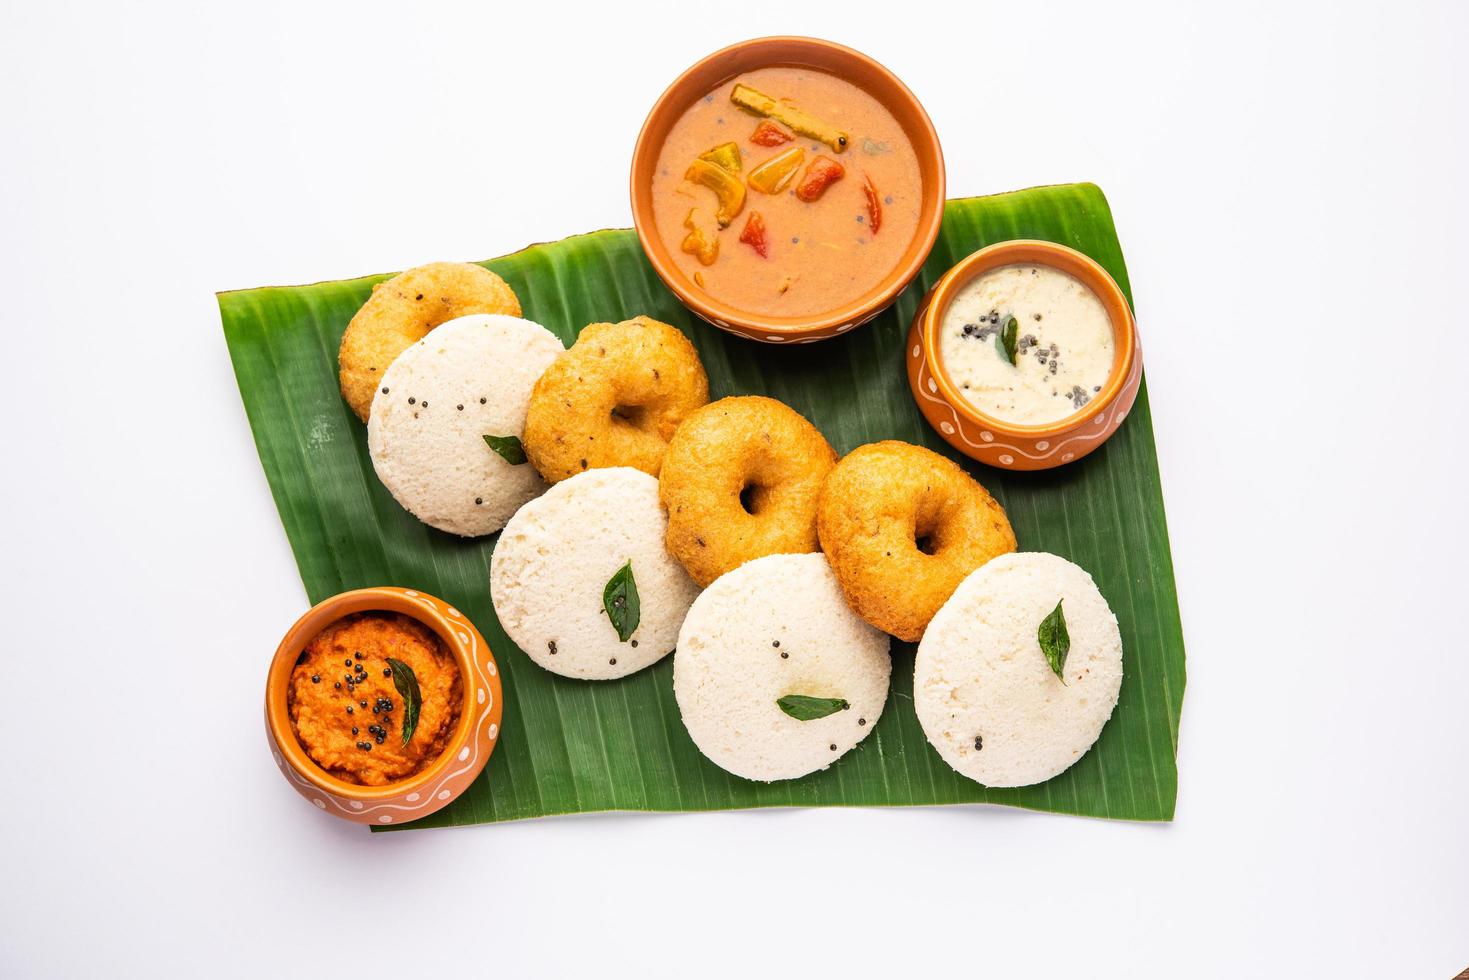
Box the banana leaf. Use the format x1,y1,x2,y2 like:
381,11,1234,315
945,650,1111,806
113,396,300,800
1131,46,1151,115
220,183,1186,829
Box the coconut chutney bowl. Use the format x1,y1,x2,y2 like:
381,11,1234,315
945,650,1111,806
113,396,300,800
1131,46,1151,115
907,240,1141,471
264,587,503,826
631,36,945,344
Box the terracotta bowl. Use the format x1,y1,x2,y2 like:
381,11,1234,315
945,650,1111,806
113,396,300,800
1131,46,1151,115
907,240,1142,471
631,35,945,344
264,587,502,826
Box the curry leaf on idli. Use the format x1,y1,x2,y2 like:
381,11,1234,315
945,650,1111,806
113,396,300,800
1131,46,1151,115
603,561,641,643
483,433,527,465
1038,599,1070,683
776,695,850,720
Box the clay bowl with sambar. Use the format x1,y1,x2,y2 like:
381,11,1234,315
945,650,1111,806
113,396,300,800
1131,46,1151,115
264,587,502,825
631,36,945,344
906,240,1142,471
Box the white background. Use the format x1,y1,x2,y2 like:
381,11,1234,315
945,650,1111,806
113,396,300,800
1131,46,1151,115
2,1,1465,976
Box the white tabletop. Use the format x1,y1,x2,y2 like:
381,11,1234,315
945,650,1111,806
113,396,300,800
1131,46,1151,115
3,2,1466,977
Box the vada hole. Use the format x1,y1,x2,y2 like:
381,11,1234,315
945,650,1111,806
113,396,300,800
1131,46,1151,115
610,404,648,427
915,532,939,556
738,482,768,516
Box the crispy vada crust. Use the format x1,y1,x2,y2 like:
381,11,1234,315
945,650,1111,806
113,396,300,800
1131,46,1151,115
660,396,837,588
522,316,709,482
338,262,521,421
817,441,1016,642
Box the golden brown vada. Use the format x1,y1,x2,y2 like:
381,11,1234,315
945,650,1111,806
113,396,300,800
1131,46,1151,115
660,396,837,588
338,262,521,421
817,441,1016,641
522,316,708,482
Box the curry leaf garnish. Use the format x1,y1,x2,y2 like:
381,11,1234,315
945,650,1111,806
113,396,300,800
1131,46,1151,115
603,561,640,643
386,657,422,746
777,695,850,720
483,433,527,465
995,315,1020,365
1038,600,1071,684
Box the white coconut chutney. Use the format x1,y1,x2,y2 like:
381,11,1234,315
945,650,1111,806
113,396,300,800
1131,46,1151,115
368,313,564,536
938,264,1115,425
490,467,700,681
914,552,1123,788
673,552,890,782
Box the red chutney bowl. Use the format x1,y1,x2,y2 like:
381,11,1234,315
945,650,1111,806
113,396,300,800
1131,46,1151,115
907,240,1142,471
631,35,945,344
264,587,502,826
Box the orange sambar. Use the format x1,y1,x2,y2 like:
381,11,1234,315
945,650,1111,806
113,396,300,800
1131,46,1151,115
651,65,922,319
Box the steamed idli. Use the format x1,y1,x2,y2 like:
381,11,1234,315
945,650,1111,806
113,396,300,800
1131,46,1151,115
490,467,699,680
673,552,890,782
367,313,563,537
914,552,1123,788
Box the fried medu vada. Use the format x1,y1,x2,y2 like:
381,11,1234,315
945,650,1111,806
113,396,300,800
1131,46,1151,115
659,396,837,588
339,262,521,421
817,440,1016,642
522,316,708,482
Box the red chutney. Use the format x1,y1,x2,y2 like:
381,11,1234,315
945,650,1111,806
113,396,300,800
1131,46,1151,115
651,65,923,319
288,613,462,786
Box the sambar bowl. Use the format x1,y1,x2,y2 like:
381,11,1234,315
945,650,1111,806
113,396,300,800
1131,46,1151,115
631,36,945,344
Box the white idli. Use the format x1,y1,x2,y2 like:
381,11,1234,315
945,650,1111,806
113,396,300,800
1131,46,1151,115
914,552,1123,788
673,552,890,782
490,467,699,680
367,313,564,537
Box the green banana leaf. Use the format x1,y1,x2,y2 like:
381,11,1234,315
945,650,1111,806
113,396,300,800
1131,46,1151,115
220,183,1186,829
